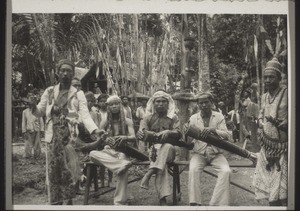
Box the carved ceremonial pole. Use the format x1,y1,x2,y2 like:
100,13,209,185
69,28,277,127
172,46,195,160
172,15,196,161
183,124,257,164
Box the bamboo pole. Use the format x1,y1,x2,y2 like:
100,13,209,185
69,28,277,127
260,17,266,96
197,14,202,93
180,14,187,92
45,143,51,204
198,14,210,92
133,14,141,92
254,35,260,107
256,15,262,107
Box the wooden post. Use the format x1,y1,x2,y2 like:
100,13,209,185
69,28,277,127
173,14,195,161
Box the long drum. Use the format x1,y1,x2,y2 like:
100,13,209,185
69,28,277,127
116,143,149,161
183,124,257,164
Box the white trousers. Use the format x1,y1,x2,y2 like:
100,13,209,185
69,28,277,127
188,150,231,206
150,143,175,199
89,147,131,205
25,131,41,158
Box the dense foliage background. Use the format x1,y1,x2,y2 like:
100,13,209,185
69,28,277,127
12,13,287,110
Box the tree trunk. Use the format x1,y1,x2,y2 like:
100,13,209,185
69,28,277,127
197,14,210,92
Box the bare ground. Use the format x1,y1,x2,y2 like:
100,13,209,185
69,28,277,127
12,140,269,207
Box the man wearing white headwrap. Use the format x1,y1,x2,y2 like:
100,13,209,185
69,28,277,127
89,95,136,205
136,90,182,205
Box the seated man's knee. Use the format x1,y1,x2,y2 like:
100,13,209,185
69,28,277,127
220,165,231,175
162,143,174,150
89,150,97,159
89,150,104,160
118,152,127,159
189,163,203,174
161,143,175,160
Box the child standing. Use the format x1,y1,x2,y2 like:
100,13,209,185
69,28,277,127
22,93,44,159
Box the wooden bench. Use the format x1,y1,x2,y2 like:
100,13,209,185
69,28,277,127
83,161,140,205
83,162,114,205
83,160,256,205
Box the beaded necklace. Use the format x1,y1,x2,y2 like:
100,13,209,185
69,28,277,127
267,87,281,104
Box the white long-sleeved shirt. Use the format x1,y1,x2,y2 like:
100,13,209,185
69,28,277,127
22,108,44,133
135,106,146,120
33,84,98,143
188,111,230,154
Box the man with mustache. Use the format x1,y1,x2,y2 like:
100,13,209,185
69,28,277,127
30,59,104,205
253,57,288,206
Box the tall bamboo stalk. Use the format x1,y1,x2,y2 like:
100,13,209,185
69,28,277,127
180,14,188,92
133,14,141,92
197,14,210,92
256,15,262,107
197,14,202,93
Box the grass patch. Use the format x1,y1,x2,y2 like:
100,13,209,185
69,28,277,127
13,153,46,194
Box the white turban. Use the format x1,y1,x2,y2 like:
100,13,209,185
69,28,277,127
145,91,176,119
106,95,122,104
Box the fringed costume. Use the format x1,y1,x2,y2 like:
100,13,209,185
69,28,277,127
253,86,288,203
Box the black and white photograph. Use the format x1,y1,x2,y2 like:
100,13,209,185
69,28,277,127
5,0,295,210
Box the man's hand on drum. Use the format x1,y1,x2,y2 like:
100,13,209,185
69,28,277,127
106,137,116,147
200,127,216,139
156,130,171,143
136,130,145,140
114,136,128,147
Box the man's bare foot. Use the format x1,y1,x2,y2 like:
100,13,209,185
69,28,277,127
140,168,156,190
114,162,132,176
140,174,150,190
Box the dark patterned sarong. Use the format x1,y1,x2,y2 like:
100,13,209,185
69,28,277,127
47,92,80,204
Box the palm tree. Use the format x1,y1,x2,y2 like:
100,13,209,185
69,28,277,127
12,13,109,88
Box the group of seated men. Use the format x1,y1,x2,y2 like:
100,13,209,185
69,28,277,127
76,87,231,206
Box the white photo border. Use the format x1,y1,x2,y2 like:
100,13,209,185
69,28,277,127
6,0,296,210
